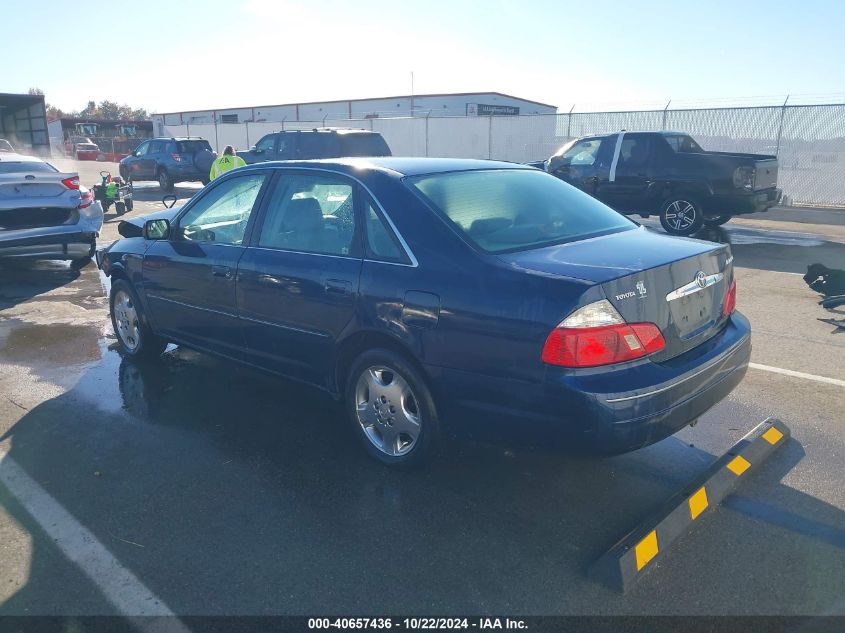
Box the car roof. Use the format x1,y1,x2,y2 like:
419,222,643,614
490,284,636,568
243,157,533,178
0,153,44,163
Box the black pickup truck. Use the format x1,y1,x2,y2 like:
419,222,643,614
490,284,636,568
539,131,782,235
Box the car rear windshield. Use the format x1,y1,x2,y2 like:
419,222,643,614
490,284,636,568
0,161,57,174
177,140,213,153
407,169,634,254
339,134,391,157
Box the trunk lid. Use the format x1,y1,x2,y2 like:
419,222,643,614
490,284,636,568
0,172,80,210
498,227,734,360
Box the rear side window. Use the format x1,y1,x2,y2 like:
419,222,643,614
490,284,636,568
339,134,391,157
0,161,57,173
663,135,703,153
407,169,634,254
296,134,338,159
363,198,407,263
177,140,213,153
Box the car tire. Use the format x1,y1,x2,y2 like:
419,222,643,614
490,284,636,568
115,201,126,215
345,348,439,468
201,176,211,185
125,197,134,212
704,215,732,227
659,196,704,236
158,169,174,193
109,279,167,359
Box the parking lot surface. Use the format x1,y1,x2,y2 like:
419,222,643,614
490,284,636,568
0,160,843,616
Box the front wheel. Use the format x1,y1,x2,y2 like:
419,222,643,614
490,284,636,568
704,215,732,227
659,197,704,236
158,169,174,192
109,279,167,359
346,349,439,467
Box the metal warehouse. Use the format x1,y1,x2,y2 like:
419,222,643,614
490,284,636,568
153,91,557,130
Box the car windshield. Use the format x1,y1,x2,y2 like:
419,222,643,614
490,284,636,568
407,168,635,254
339,134,391,157
177,140,212,153
0,160,57,173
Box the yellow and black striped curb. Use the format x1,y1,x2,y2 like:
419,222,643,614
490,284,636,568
588,417,790,593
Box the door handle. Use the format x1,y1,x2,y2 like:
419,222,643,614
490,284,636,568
212,265,232,279
258,273,282,286
325,279,352,295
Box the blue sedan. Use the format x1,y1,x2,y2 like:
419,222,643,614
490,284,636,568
98,158,750,466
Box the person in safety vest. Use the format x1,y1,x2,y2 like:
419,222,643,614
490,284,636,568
209,145,246,181
105,179,119,200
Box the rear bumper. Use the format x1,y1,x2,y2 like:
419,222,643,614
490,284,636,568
704,188,782,216
427,312,751,453
0,231,96,259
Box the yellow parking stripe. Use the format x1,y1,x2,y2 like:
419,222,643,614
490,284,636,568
688,487,709,520
635,530,659,571
727,455,751,476
762,427,784,445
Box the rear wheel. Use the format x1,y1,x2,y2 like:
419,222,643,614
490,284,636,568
704,215,732,227
109,279,167,359
345,349,439,467
659,196,704,235
125,197,134,212
158,169,174,192
115,201,126,215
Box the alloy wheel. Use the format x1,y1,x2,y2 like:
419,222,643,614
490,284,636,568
354,366,422,457
664,200,697,232
113,290,141,351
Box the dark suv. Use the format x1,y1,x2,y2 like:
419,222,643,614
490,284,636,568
239,128,391,165
119,137,217,191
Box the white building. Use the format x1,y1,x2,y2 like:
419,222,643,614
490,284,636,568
153,92,557,130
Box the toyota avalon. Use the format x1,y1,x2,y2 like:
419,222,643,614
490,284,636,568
98,158,750,466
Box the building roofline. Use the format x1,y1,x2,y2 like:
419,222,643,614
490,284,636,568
154,91,557,116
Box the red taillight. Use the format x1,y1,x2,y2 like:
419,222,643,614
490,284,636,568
542,322,665,368
79,191,94,209
171,153,182,161
723,279,737,317
62,176,80,189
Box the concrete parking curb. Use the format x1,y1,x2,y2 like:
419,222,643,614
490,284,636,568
588,417,791,593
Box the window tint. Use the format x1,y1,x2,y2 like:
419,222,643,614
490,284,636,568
407,169,634,254
0,160,57,174
663,134,704,153
618,136,651,168
258,174,357,256
364,198,405,262
148,141,164,154
177,140,213,153
254,135,276,152
134,142,150,156
296,134,337,159
178,173,266,245
339,134,391,157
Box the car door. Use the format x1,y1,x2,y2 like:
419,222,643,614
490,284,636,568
547,136,613,198
275,133,297,160
142,171,270,356
236,170,363,385
145,140,165,179
127,141,151,180
595,133,655,213
246,134,277,163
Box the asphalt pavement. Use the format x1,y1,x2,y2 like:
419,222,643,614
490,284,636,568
0,166,843,616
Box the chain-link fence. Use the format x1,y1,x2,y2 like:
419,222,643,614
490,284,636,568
159,102,845,207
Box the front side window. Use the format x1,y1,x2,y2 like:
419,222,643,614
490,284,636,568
407,169,634,254
178,173,266,245
134,142,149,156
258,174,357,256
255,135,276,152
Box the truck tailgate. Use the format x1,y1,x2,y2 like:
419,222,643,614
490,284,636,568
755,158,778,190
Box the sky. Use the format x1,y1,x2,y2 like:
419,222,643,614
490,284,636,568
4,0,845,114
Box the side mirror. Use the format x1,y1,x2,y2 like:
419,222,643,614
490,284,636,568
144,218,170,240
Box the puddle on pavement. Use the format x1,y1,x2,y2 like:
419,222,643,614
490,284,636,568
1,323,102,367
